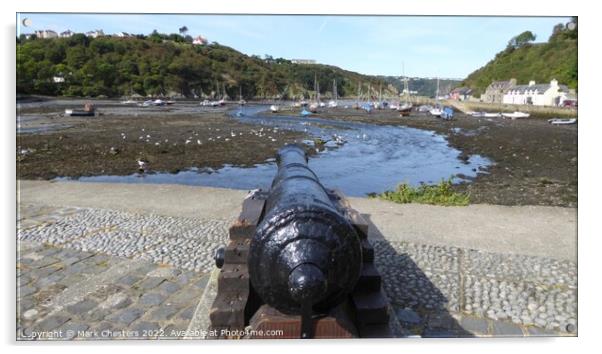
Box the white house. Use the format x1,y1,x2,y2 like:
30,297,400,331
85,29,105,38
113,32,131,38
34,30,58,39
502,79,569,107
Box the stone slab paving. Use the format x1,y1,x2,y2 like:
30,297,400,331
17,203,577,339
17,240,210,340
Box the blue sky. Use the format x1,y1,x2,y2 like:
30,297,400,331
17,13,570,79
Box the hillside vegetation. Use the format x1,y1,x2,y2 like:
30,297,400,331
16,32,396,99
462,18,577,96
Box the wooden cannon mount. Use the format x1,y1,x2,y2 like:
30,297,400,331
209,189,392,339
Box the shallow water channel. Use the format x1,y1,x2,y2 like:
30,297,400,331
60,105,492,197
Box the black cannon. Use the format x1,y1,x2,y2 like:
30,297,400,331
210,144,390,339
248,144,362,337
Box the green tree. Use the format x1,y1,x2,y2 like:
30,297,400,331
507,31,537,49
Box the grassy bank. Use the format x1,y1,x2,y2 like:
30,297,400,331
370,179,470,206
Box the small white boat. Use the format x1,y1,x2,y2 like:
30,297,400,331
398,102,413,116
548,118,577,125
328,100,338,108
319,102,326,108
418,105,432,113
121,99,137,104
309,103,319,113
484,112,502,118
471,112,501,118
502,111,530,119
270,105,280,113
200,100,210,106
398,102,413,111
429,107,442,117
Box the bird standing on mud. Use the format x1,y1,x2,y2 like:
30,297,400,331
137,159,148,173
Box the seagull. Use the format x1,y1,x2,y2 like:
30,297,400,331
137,159,148,172
185,139,191,144
197,140,202,145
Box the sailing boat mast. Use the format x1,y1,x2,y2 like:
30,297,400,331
333,79,337,102
402,62,410,102
316,75,320,103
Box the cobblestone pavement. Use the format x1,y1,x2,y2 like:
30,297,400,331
17,204,577,339
374,241,577,337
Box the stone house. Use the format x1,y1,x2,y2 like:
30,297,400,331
481,78,517,103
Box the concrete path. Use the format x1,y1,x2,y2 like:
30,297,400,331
19,180,576,261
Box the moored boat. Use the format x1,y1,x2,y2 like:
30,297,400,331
429,106,443,117
502,111,530,119
441,107,454,120
270,105,280,113
548,118,577,125
65,103,96,116
361,103,373,113
398,102,413,116
484,112,502,118
418,105,432,113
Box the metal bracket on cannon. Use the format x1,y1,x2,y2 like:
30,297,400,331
208,188,393,339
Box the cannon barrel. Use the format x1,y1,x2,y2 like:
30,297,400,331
248,144,363,327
